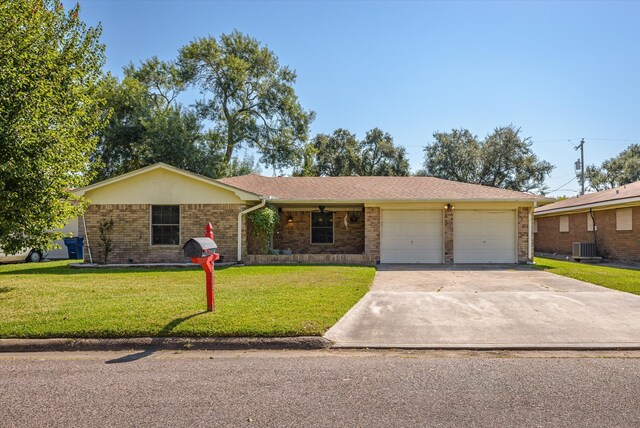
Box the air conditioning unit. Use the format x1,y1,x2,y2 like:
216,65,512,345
572,242,597,259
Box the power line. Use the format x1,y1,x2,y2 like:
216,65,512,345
548,176,577,194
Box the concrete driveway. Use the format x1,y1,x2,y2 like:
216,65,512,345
324,265,640,349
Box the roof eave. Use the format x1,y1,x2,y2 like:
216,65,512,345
535,196,640,216
269,197,547,204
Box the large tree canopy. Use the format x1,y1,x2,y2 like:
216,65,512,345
586,144,640,191
0,0,106,253
178,31,315,172
295,128,410,176
92,60,258,182
422,125,553,193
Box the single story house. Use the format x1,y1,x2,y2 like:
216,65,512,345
75,163,549,265
534,181,640,262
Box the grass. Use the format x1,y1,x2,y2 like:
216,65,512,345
0,261,375,338
533,257,640,295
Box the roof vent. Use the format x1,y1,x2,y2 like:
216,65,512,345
616,190,620,194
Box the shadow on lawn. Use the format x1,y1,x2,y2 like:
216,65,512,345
105,311,208,364
0,264,224,276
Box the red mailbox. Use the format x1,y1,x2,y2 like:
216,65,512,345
183,223,219,312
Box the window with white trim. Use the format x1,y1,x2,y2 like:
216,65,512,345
534,219,538,234
151,205,180,245
311,211,333,244
616,208,633,231
559,215,569,233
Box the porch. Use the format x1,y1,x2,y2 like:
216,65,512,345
246,205,375,264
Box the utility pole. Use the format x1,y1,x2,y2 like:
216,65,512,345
574,138,585,195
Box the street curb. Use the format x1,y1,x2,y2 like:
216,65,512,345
0,337,332,353
329,343,640,351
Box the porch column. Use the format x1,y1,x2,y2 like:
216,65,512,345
364,207,380,261
444,206,454,264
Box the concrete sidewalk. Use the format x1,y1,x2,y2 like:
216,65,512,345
324,265,640,349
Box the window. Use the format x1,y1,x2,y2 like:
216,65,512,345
151,205,180,245
616,208,633,231
311,211,333,244
559,215,569,233
534,219,538,234
587,213,594,232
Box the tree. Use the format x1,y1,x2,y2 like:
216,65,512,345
178,31,315,172
0,0,106,253
423,125,553,193
586,144,640,191
360,128,410,176
294,128,410,176
306,129,360,176
92,63,260,182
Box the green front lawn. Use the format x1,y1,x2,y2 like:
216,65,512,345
534,257,640,295
0,261,375,338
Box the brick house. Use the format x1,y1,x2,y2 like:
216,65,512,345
534,181,640,262
76,163,548,265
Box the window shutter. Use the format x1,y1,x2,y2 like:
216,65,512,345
559,215,569,232
616,208,633,231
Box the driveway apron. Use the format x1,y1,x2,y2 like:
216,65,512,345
324,265,640,349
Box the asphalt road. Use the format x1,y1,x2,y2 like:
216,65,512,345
2,350,640,427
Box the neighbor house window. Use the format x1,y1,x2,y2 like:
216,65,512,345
616,208,633,231
311,211,333,244
559,215,569,233
587,213,594,232
151,205,180,245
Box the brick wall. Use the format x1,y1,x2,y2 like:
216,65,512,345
444,208,454,264
364,207,380,260
81,204,247,264
269,211,365,254
517,207,531,263
535,206,640,262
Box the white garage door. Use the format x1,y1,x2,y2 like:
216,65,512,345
381,210,443,263
454,210,516,263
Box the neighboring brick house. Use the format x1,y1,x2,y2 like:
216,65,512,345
534,181,640,262
76,163,548,265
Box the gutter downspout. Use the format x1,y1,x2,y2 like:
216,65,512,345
528,202,536,263
237,198,268,263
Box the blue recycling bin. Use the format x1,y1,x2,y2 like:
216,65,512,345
63,237,85,260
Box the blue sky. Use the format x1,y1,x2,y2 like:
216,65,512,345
76,0,640,196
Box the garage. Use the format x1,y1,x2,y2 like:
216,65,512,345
380,210,443,263
453,210,516,263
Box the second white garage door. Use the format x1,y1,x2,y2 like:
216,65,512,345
381,210,443,263
454,210,516,263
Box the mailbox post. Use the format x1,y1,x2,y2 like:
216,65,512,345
183,223,219,312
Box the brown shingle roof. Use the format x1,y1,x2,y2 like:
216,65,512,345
535,181,640,214
217,174,547,202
